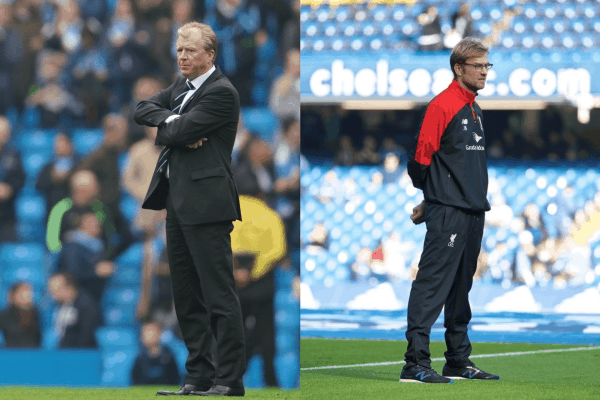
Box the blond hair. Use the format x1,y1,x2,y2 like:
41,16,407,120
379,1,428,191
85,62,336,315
177,22,218,63
450,37,489,78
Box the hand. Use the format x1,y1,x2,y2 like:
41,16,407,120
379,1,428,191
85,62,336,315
95,261,115,277
187,138,208,149
410,201,426,225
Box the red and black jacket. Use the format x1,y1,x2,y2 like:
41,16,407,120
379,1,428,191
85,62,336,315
407,79,491,212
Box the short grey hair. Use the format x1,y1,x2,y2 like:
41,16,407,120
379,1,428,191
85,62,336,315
450,37,489,78
177,22,218,63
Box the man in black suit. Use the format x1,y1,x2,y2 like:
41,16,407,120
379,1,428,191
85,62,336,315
133,22,245,397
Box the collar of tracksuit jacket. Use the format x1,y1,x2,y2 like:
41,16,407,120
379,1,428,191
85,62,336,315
407,78,490,212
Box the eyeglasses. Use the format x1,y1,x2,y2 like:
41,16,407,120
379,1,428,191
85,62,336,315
462,63,493,71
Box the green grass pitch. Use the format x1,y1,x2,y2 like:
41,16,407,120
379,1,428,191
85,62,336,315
301,338,600,400
0,386,299,399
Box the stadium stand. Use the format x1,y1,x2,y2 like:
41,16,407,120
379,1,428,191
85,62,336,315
0,0,299,389
301,0,600,52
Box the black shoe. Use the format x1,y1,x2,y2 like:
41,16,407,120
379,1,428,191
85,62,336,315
442,363,500,380
191,385,245,396
157,384,212,395
400,365,453,384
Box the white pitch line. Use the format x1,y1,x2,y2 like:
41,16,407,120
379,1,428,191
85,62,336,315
301,346,600,371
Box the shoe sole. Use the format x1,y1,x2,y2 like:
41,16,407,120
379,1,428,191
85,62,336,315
399,378,453,384
444,375,501,380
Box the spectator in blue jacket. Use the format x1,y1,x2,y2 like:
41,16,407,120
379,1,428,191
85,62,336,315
48,272,102,349
57,212,111,304
130,320,180,386
0,116,25,243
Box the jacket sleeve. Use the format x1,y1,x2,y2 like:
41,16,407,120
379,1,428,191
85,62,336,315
133,80,178,127
407,102,445,189
155,85,236,146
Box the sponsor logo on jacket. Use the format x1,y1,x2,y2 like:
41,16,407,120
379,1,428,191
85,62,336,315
466,132,484,150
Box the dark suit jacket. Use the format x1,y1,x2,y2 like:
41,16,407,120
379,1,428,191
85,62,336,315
133,66,242,225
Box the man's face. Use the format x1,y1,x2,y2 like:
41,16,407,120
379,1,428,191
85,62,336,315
176,31,214,80
456,53,489,93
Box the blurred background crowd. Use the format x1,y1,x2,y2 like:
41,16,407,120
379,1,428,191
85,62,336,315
299,0,600,298
300,105,600,293
0,0,299,389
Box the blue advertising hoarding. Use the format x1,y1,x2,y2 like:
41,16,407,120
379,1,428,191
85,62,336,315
301,51,600,103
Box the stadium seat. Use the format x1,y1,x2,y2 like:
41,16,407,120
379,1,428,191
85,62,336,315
96,326,139,348
114,242,143,269
20,107,41,129
14,129,57,153
103,305,137,326
15,193,46,222
241,108,279,142
71,128,104,156
109,265,141,286
2,265,46,289
102,287,139,308
22,152,52,182
0,242,45,268
100,349,137,386
118,192,139,225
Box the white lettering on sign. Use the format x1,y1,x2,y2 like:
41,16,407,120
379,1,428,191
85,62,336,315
308,60,593,99
532,68,557,97
508,68,532,97
309,68,331,97
557,68,591,98
355,68,377,97
331,60,354,96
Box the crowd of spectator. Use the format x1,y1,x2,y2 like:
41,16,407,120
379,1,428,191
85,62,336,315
301,105,597,169
0,0,299,388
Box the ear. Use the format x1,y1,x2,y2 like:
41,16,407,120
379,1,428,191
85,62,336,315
453,63,463,77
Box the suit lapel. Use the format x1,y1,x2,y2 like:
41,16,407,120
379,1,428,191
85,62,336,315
179,66,223,114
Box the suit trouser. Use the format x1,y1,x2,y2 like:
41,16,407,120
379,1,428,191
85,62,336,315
165,193,246,388
404,202,485,369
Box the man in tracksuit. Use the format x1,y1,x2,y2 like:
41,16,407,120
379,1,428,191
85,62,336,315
400,38,500,384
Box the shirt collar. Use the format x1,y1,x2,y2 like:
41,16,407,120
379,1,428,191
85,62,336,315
188,65,216,91
449,78,477,104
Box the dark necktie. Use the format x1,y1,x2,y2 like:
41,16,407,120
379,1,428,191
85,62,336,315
158,80,195,177
172,80,195,114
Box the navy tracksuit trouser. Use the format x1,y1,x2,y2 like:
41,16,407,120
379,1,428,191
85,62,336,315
404,202,485,369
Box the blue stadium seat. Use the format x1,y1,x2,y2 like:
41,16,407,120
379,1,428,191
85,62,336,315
114,242,143,269
2,265,46,288
0,242,45,268
15,192,46,222
14,129,57,153
241,108,278,142
96,326,139,348
71,128,104,156
102,287,139,308
42,327,59,350
119,192,139,225
100,349,137,386
21,107,41,129
22,152,52,182
562,4,578,19
103,305,137,326
522,3,538,19
512,17,528,34
109,265,141,286
531,18,548,34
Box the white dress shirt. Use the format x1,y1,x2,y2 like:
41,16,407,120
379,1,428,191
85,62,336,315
164,65,216,177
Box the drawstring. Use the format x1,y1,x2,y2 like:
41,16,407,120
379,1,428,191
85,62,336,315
469,103,476,123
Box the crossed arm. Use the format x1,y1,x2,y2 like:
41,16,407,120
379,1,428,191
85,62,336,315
133,83,235,148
